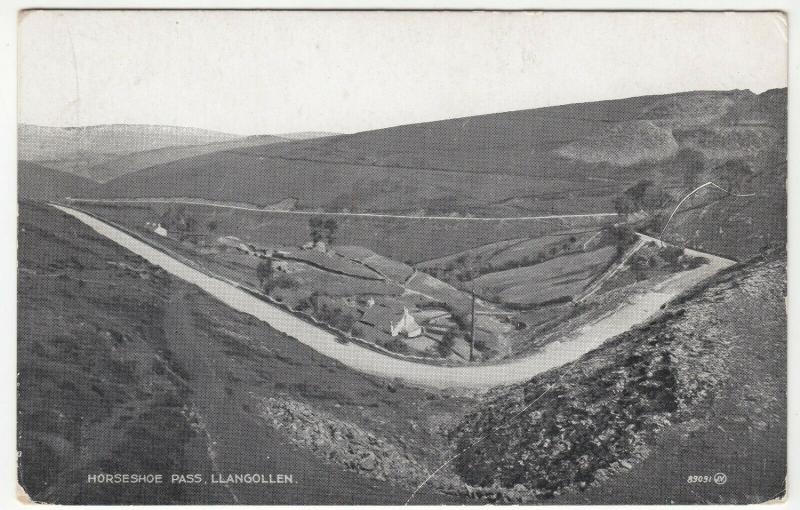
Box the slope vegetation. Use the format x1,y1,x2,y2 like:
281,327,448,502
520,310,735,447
450,254,785,503
17,201,469,504
86,89,785,220
659,89,787,260
84,134,288,183
18,161,97,200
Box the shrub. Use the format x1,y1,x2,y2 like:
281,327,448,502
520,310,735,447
436,329,458,357
385,338,410,354
659,245,684,265
263,274,298,293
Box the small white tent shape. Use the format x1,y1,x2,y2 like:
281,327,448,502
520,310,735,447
154,224,168,237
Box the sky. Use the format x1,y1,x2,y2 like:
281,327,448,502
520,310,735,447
18,10,788,136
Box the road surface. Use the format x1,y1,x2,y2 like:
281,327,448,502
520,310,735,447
66,197,619,222
52,204,734,389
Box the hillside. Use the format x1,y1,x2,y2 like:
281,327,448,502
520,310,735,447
18,123,242,181
17,201,467,504
84,89,785,223
278,131,340,140
556,120,679,166
450,254,786,504
18,161,96,200
83,134,288,183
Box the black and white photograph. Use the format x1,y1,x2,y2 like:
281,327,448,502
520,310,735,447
12,8,790,506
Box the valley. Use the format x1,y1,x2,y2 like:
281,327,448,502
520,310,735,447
52,203,735,388
17,86,787,504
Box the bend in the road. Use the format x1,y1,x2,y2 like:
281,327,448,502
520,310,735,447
51,204,734,390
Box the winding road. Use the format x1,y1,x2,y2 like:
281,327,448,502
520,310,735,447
52,204,734,389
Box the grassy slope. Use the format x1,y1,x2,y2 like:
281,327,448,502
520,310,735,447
17,201,470,504
450,255,786,504
658,88,787,260
18,161,98,200
84,134,289,183
85,90,763,215
18,201,214,504
471,245,617,305
76,202,576,263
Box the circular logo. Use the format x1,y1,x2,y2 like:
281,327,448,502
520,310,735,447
714,472,727,485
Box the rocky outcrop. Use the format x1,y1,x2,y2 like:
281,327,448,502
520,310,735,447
255,396,461,491
449,256,785,502
555,121,679,166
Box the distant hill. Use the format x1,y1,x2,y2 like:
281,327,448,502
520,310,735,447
18,123,243,181
85,89,786,227
83,134,289,183
18,161,97,201
278,132,340,140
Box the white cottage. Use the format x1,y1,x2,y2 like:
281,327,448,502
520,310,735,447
359,305,422,338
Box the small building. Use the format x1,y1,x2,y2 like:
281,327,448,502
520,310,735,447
302,240,328,253
354,296,376,309
154,224,168,237
217,235,243,249
359,305,422,338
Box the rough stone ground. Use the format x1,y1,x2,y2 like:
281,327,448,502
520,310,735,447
255,396,463,494
449,255,786,504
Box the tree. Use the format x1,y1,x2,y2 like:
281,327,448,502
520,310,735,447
181,215,197,234
308,217,338,245
626,180,654,205
614,179,673,218
437,329,458,357
308,217,325,244
720,159,751,192
676,148,706,191
613,194,637,215
607,225,639,256
256,259,273,288
323,218,338,245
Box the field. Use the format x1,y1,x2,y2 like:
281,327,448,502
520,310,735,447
361,253,415,282
75,202,595,263
470,245,618,305
278,248,384,280
416,227,611,286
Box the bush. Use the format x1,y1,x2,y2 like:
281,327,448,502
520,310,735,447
385,338,410,354
263,274,298,293
606,225,639,255
659,245,684,265
437,329,458,357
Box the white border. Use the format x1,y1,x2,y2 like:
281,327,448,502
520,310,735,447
1,2,795,510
